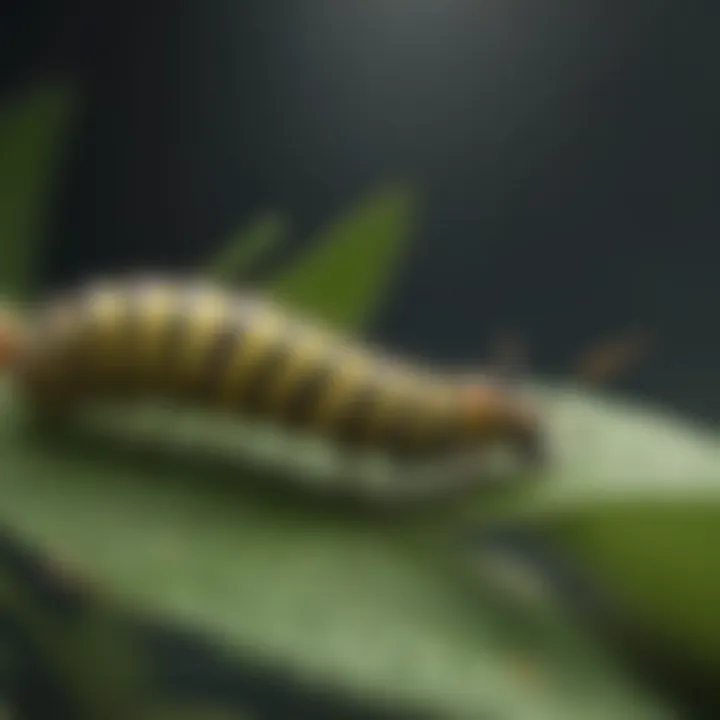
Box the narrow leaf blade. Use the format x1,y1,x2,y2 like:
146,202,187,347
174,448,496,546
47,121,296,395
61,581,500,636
0,80,77,301
206,212,288,283
272,184,415,332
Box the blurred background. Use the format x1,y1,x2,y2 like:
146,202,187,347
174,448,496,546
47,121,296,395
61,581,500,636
0,0,718,718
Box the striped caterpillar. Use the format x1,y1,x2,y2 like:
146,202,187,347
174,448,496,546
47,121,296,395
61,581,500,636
0,275,544,502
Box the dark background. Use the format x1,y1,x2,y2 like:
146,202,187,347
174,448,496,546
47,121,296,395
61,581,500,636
1,1,719,718
2,0,720,425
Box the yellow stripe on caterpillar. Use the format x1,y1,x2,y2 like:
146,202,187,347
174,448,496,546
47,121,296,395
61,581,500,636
133,281,180,379
215,304,285,408
175,288,228,388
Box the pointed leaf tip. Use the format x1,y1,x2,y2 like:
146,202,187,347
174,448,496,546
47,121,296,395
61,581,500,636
206,211,289,283
272,183,416,332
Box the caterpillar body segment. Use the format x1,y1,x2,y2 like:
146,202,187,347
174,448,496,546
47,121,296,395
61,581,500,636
3,275,543,498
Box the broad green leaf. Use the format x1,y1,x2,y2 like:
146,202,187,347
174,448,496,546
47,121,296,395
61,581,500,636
0,80,77,300
206,211,288,283
0,379,674,720
452,383,720,673
272,184,415,332
543,500,720,673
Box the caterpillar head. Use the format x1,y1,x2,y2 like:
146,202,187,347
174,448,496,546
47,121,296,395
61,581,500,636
456,329,650,469
459,379,543,467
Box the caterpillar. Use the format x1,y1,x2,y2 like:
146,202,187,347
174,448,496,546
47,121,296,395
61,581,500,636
0,275,543,502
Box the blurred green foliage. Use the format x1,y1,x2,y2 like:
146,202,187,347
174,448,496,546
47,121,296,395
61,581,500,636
0,80,77,301
205,211,288,284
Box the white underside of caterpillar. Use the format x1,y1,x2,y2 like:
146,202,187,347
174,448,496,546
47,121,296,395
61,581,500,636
57,397,527,505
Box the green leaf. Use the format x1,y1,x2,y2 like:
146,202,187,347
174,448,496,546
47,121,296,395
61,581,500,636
0,380,675,720
0,79,77,300
272,184,415,332
205,211,288,283
454,383,720,673
543,500,720,674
